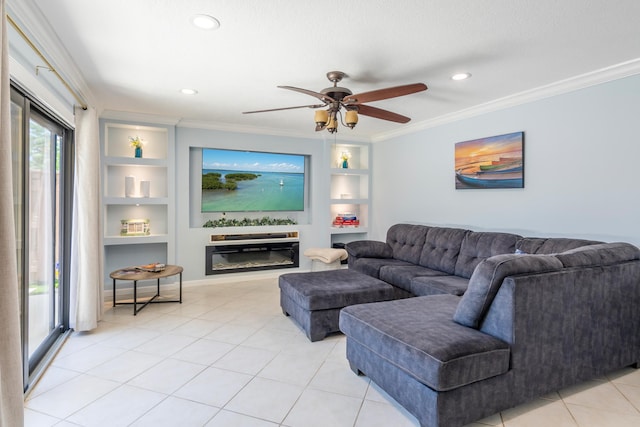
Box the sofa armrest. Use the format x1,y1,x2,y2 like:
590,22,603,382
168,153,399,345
345,240,394,259
453,254,563,329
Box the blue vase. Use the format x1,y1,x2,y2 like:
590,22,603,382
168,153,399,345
135,146,142,158
342,159,348,168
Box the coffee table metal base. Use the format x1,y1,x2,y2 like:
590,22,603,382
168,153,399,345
110,265,183,315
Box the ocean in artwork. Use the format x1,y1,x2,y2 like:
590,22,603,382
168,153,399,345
454,132,524,189
202,169,304,212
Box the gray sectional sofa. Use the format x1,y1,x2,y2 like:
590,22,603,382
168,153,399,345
340,223,640,427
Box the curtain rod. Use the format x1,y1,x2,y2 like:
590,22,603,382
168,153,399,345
7,14,88,110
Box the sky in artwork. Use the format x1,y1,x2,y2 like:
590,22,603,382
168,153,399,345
203,148,305,173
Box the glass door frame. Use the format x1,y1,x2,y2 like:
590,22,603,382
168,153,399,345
11,83,73,392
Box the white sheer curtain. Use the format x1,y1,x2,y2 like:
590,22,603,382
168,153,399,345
0,1,26,425
69,105,103,331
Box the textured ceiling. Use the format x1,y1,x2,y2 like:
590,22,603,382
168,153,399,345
24,0,640,139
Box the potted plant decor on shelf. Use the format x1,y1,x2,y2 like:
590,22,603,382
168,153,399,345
129,136,143,158
340,151,351,168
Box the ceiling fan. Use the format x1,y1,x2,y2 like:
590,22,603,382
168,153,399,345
242,71,427,133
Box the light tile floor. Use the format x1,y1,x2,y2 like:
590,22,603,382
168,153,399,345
24,277,640,427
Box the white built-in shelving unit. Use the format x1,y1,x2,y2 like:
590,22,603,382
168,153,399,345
100,120,175,283
329,142,371,245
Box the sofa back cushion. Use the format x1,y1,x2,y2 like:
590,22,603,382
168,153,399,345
515,237,602,254
345,240,393,259
418,227,469,274
386,224,429,264
453,254,564,329
554,242,640,268
454,231,522,278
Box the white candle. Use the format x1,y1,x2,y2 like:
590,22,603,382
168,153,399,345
125,176,136,197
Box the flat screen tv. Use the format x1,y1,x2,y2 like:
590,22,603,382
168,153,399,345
202,148,306,212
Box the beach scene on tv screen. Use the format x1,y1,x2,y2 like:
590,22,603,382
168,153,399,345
202,148,305,212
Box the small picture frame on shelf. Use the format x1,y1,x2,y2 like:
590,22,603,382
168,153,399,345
120,219,150,236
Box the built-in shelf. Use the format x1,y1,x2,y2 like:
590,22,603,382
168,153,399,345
330,198,368,204
100,120,175,284
104,156,167,167
104,234,169,245
103,197,169,205
329,143,371,245
330,168,368,175
330,227,369,234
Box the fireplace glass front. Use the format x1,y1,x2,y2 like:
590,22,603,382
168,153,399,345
205,241,299,275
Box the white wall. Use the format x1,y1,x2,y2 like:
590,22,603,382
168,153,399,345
372,74,640,246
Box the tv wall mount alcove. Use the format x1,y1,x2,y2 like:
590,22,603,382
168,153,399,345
205,231,299,275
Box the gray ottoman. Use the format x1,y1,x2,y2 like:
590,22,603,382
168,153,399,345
279,269,396,341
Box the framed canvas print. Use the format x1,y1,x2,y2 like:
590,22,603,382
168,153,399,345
455,132,524,189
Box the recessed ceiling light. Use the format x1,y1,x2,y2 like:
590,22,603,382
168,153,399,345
192,14,220,30
451,72,472,81
180,88,198,95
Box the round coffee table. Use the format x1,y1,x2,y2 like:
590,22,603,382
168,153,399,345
110,265,183,315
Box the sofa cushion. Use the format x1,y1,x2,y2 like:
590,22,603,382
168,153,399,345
418,227,468,274
379,265,446,293
515,237,602,254
410,275,470,296
349,257,416,279
454,231,522,278
386,224,429,264
453,254,564,329
339,295,511,392
555,242,640,268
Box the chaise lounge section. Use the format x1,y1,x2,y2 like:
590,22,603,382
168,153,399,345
340,238,640,426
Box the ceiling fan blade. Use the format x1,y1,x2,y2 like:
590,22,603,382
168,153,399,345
242,103,325,114
278,86,336,103
344,83,427,104
356,104,412,123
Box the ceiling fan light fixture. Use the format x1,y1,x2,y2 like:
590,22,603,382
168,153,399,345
326,117,338,133
345,110,358,129
314,109,328,126
451,72,472,81
192,14,220,30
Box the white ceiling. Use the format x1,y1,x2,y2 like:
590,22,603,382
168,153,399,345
21,0,640,139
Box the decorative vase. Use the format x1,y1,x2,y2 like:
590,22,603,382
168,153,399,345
140,180,150,198
135,146,142,158
125,176,136,197
342,159,348,168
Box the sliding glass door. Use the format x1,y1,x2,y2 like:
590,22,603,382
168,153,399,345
11,84,72,391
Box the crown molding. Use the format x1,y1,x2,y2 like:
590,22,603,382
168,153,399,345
372,58,640,143
99,112,370,143
100,110,182,126
177,119,371,143
6,0,97,109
